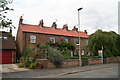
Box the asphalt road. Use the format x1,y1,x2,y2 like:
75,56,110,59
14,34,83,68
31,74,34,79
49,67,118,78
2,63,119,78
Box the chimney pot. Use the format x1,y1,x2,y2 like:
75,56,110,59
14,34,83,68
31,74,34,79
39,19,44,27
62,24,68,30
19,16,23,25
72,26,78,32
51,22,57,29
84,30,87,34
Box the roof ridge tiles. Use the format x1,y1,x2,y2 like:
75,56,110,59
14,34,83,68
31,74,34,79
20,23,88,38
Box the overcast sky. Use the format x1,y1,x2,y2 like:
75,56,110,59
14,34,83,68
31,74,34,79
1,0,119,36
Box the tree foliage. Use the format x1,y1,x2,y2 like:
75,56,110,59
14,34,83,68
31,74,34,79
88,29,120,57
0,0,14,28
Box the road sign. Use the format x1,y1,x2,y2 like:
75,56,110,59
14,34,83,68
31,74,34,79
98,50,102,57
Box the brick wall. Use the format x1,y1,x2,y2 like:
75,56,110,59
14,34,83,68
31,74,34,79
62,59,79,68
47,61,56,68
36,57,119,69
16,27,23,57
37,59,80,69
107,57,118,63
21,32,88,56
12,50,16,63
88,58,102,65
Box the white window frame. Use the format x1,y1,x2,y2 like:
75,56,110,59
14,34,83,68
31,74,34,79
86,40,88,45
76,38,80,45
50,37,55,44
4,37,8,39
81,50,85,55
0,36,8,39
30,35,36,43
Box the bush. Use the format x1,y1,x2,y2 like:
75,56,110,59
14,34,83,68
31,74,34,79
62,49,71,60
29,61,39,69
18,57,40,69
48,47,63,67
24,60,31,68
20,57,26,62
81,56,89,59
18,62,24,68
70,56,79,59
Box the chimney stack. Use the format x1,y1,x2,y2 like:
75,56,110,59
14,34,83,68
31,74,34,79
72,26,78,32
84,30,87,34
19,16,23,25
51,22,57,29
39,19,44,27
62,24,68,31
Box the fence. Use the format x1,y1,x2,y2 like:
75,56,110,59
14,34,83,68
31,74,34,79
36,57,119,69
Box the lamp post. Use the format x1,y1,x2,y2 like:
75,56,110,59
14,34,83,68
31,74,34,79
78,8,83,66
101,46,104,64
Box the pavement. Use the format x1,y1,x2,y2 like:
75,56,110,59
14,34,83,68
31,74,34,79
0,64,29,73
2,63,119,78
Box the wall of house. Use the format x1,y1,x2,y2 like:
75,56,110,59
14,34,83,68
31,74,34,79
12,50,16,63
16,27,23,57
22,32,88,56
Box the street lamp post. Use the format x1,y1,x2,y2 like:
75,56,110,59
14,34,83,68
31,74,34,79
102,46,104,64
78,8,83,67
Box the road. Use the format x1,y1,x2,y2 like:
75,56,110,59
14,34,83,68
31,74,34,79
2,63,119,78
49,67,118,78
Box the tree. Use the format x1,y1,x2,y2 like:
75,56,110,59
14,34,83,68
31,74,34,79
0,0,14,28
88,29,120,57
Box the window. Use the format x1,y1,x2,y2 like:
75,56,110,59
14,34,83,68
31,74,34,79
30,35,36,43
81,50,85,55
50,37,55,44
86,40,88,45
64,38,68,42
4,37,8,39
0,36,8,39
76,38,80,45
0,36,2,39
75,49,79,55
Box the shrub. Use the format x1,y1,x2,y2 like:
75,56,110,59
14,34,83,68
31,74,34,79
29,61,39,69
70,56,79,59
20,57,26,62
62,49,71,59
48,47,63,67
18,62,24,68
24,60,31,68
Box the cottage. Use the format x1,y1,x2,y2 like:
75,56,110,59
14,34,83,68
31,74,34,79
16,16,89,58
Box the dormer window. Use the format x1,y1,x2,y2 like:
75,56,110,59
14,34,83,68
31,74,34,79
50,37,55,44
30,35,36,43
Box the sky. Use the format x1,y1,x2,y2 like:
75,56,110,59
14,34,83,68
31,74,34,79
1,0,119,37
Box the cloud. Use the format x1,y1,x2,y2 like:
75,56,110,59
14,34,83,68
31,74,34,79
4,0,119,36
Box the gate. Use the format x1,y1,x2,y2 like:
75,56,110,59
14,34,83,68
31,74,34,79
82,59,88,66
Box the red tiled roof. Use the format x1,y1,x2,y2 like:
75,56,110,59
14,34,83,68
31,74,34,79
20,24,88,38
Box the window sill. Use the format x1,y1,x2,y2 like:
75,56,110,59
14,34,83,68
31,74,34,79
30,43,36,44
76,44,80,45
